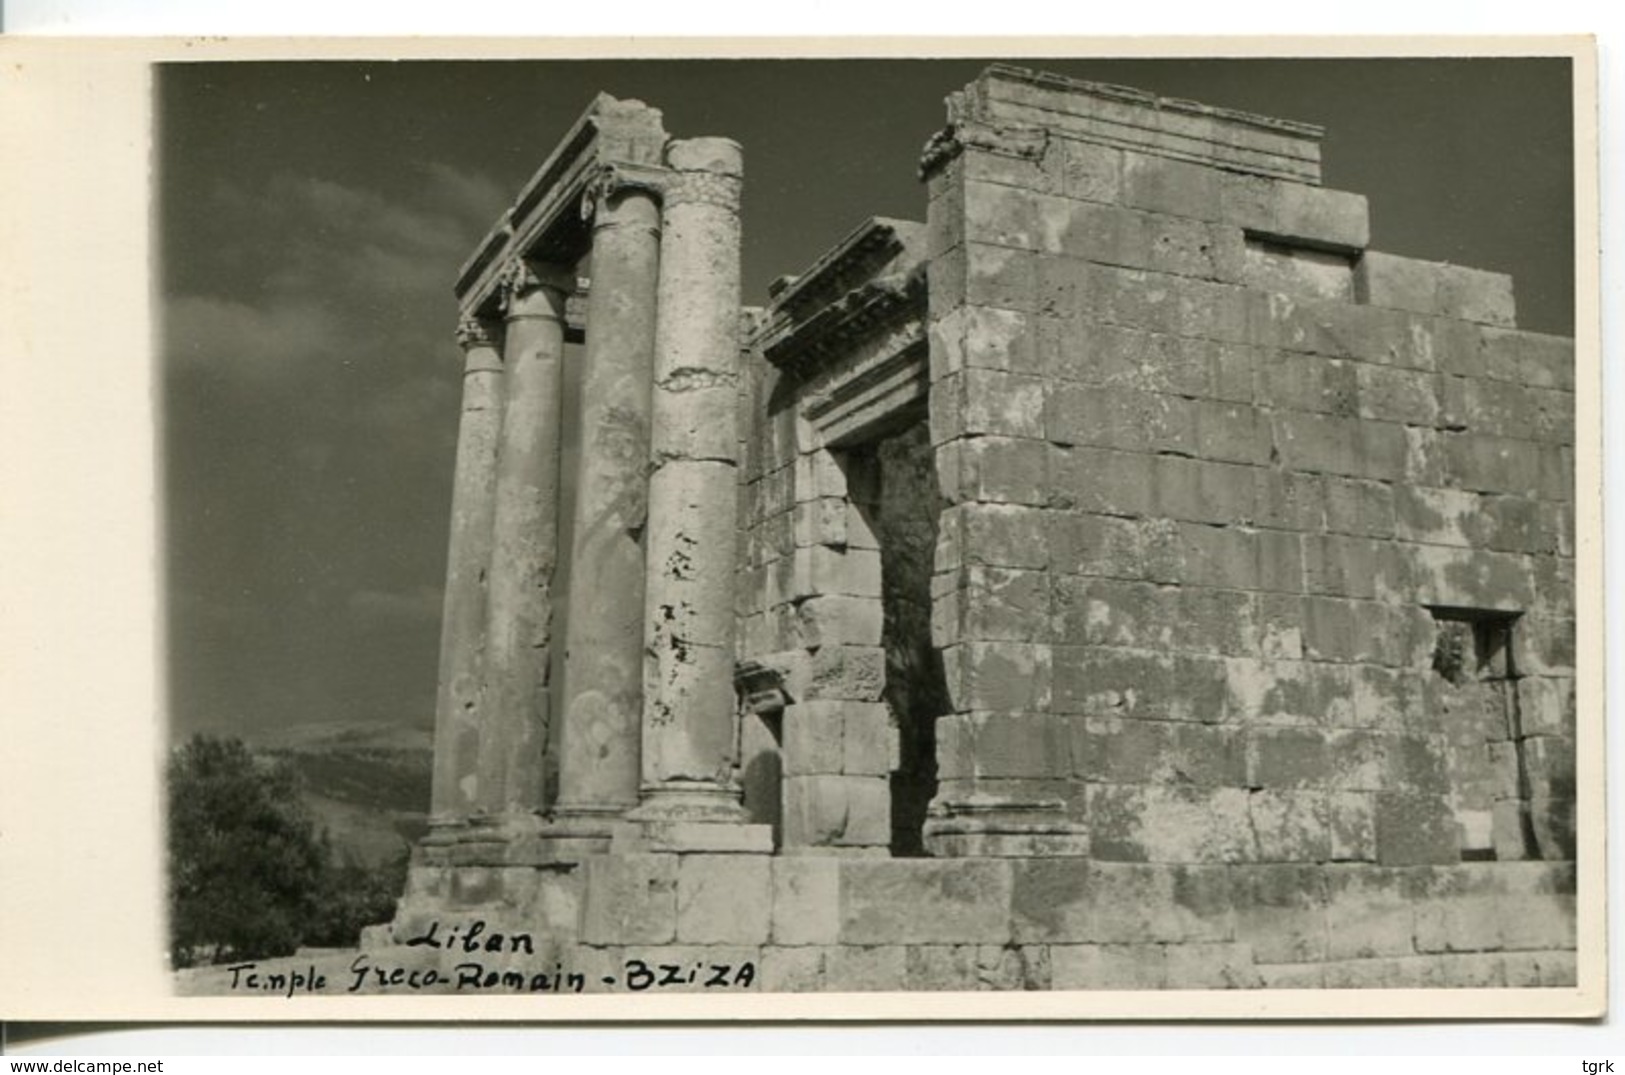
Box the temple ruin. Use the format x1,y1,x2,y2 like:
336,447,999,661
380,65,1578,992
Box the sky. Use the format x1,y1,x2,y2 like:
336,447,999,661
158,56,1575,745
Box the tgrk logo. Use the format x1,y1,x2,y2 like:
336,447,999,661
1581,1063,1615,1073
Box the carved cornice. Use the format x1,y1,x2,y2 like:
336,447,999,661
455,315,503,352
917,119,1049,181
761,264,925,375
754,218,927,377
455,94,668,319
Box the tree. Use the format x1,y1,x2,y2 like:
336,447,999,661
166,735,327,967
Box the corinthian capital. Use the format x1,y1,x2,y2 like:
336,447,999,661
495,256,573,314
455,315,503,352
579,161,669,224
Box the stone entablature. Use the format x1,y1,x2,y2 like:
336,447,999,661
377,64,1578,994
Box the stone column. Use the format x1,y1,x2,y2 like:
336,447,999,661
630,138,761,838
427,315,505,830
474,257,573,825
551,168,663,835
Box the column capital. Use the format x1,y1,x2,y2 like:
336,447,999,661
580,160,669,226
496,257,574,316
455,314,504,352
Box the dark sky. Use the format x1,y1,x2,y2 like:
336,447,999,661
158,57,1575,744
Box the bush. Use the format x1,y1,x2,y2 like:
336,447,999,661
305,852,408,950
166,735,327,967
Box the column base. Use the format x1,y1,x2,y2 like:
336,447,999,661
414,811,545,866
923,795,1090,858
616,783,771,853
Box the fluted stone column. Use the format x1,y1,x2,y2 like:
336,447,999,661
630,137,763,844
551,169,663,833
474,257,573,825
428,315,506,830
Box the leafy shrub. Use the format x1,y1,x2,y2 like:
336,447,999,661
166,735,327,967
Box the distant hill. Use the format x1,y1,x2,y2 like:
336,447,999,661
248,720,433,868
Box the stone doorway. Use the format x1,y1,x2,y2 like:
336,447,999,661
834,416,949,857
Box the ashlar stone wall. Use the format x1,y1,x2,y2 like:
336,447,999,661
920,66,1575,873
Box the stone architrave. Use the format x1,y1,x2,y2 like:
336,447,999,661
551,165,665,834
427,315,506,830
631,137,757,828
473,257,573,825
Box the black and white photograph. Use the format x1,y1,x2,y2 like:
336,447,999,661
0,38,1604,1024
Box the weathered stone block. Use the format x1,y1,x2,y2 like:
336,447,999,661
960,565,1053,642
1053,136,1123,202
804,644,886,702
1011,857,1094,942
791,594,883,648
964,178,1042,250
1327,792,1377,861
839,859,1014,944
1253,467,1326,532
1440,431,1543,498
965,712,1075,780
780,701,842,777
1048,444,1157,516
1092,863,1234,943
1374,792,1460,866
1075,717,1246,787
1479,327,1575,391
941,502,1049,570
1052,576,1174,650
579,854,678,946
1325,729,1388,791
793,544,882,601
782,774,890,848
940,435,1050,506
1272,183,1370,252
677,854,770,945
1224,657,1355,727
1323,866,1420,960
1193,399,1271,465
1414,895,1504,954
770,856,840,946
1053,645,1228,722
820,945,908,991
1502,950,1578,987
1050,944,1167,989
1165,943,1265,989
1122,150,1221,219
1154,455,1258,526
759,945,826,991
943,640,1052,713
1177,522,1258,590
1249,789,1330,862
1230,863,1327,963
956,367,1047,439
1046,511,1147,579
966,240,1039,311
1088,783,1255,863
1173,586,1258,657
902,945,980,991
1407,543,1534,611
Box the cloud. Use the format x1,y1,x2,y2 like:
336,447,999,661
167,163,506,387
164,294,348,383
